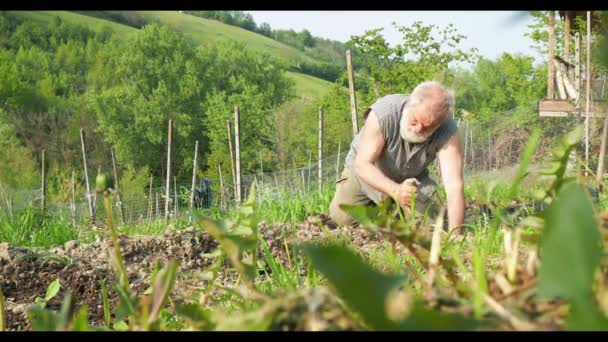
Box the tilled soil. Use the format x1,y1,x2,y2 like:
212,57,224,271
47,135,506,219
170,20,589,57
1,227,219,331
0,215,383,331
0,213,570,331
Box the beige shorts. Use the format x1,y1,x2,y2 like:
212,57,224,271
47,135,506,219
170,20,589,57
328,167,440,227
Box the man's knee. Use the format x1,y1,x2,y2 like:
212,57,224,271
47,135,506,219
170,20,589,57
328,199,356,227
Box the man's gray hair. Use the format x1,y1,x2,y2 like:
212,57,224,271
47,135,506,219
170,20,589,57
405,81,455,119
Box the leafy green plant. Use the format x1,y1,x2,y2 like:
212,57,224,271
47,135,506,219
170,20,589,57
26,293,91,331
32,279,61,310
0,286,5,331
303,243,478,330
537,182,608,330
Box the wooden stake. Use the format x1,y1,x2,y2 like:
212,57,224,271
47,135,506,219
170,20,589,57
259,151,264,192
156,192,159,220
318,106,323,191
346,49,359,136
80,129,93,220
71,170,76,227
174,176,178,218
93,166,100,216
575,32,581,108
234,106,242,204
585,11,591,176
565,12,571,71
111,147,124,225
548,11,555,99
41,149,45,211
165,119,173,221
597,101,608,188
147,174,153,223
307,150,312,193
227,120,236,201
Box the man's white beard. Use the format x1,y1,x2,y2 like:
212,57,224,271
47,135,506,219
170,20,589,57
400,112,433,143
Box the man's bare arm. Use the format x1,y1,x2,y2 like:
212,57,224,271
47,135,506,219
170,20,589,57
353,112,400,199
437,132,465,233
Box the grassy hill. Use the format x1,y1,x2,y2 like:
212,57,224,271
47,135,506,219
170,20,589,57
10,11,334,102
136,11,322,68
11,11,137,39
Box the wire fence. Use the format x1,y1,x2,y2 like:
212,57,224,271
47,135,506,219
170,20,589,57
1,116,604,228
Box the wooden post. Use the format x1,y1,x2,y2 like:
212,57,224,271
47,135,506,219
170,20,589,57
346,49,359,136
80,129,93,220
259,151,264,192
155,192,159,220
307,150,312,193
147,174,153,223
93,166,100,216
218,164,225,209
585,11,591,176
575,32,581,108
597,111,608,187
234,106,242,204
548,11,555,99
190,140,199,215
318,106,323,191
336,141,341,181
564,13,571,78
71,170,76,227
227,120,237,201
301,168,306,194
41,149,45,211
165,119,173,221
111,148,124,225
488,135,492,171
174,176,178,218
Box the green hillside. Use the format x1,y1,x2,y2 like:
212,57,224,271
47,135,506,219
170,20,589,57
10,11,333,101
136,11,321,68
11,11,137,39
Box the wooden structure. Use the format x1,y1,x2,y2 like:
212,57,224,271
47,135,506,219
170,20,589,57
537,11,606,118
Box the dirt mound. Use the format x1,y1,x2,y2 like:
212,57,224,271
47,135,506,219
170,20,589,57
1,216,397,331
1,228,218,331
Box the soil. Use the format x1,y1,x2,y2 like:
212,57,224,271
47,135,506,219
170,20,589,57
0,212,572,331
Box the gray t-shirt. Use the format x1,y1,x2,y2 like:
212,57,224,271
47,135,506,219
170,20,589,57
344,94,458,203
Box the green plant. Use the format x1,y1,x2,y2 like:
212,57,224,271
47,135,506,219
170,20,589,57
33,279,61,310
537,182,608,330
303,242,478,330
0,286,5,331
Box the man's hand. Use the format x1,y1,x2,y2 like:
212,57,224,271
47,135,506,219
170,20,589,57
392,178,420,208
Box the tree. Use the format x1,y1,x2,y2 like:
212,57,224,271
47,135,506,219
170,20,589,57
348,21,479,94
298,29,314,48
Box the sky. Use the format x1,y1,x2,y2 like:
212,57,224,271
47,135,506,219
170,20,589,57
246,11,541,65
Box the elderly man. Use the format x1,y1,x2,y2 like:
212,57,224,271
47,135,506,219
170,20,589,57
329,81,465,234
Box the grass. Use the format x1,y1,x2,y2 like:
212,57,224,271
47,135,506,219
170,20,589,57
0,208,79,249
255,185,335,225
10,11,137,39
286,71,333,102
